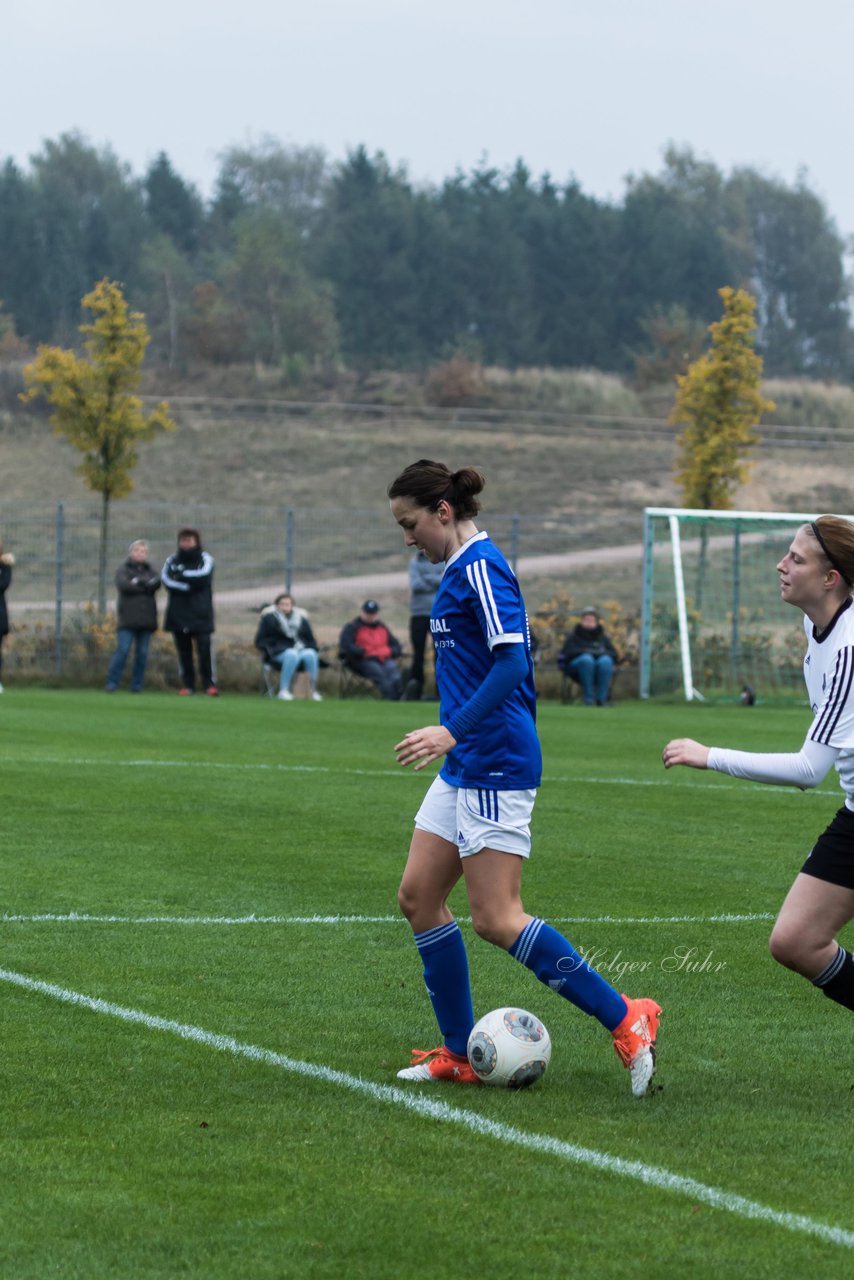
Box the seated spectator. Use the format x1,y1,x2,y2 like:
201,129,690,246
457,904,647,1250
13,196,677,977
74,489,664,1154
255,592,323,702
339,599,404,700
559,606,619,706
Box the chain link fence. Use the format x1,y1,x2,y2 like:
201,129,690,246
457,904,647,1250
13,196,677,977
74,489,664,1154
0,500,645,691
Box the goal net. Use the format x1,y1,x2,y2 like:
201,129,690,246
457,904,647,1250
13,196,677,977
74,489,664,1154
640,507,840,702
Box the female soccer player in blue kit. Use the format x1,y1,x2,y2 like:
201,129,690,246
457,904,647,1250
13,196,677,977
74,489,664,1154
387,459,661,1096
664,516,854,1019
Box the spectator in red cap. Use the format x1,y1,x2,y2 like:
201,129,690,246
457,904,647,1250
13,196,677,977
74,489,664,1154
339,600,404,699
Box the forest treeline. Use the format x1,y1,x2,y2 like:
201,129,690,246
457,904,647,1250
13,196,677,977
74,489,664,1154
0,132,851,381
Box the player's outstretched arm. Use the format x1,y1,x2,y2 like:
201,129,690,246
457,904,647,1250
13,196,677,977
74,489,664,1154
662,738,710,770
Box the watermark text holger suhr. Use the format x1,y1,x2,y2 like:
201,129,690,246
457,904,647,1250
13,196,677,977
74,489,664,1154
557,945,727,984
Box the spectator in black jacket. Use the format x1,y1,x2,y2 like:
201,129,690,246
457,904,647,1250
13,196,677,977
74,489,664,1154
162,527,217,695
339,600,404,699
105,540,161,692
255,593,323,701
559,606,620,706
0,538,14,694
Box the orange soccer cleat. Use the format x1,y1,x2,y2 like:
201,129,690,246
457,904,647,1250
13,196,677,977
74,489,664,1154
396,1046,481,1084
611,996,662,1098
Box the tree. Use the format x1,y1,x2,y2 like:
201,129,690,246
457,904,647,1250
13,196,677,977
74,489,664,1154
671,287,774,508
0,159,44,343
617,148,738,364
313,147,420,367
214,138,329,237
21,279,174,610
222,208,338,366
0,301,29,358
138,234,195,368
29,133,148,343
726,167,852,376
144,152,204,255
631,303,707,389
670,287,775,608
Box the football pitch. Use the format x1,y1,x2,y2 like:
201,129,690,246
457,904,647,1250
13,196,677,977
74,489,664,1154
1,689,852,1278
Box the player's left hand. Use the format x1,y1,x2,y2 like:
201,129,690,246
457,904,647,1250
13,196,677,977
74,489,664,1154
395,725,457,771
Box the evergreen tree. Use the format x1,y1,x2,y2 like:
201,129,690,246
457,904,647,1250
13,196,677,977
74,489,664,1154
29,133,148,343
0,160,44,343
144,152,204,255
314,147,420,367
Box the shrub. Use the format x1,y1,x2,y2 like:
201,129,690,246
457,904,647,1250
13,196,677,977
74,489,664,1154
530,591,639,698
763,379,854,434
424,357,492,408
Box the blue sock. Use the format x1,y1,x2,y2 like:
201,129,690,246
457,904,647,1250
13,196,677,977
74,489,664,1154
509,918,628,1032
413,921,475,1057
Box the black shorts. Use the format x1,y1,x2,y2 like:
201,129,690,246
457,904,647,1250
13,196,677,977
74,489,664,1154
800,806,854,890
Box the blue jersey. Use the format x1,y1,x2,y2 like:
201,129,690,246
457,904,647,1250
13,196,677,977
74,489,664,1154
432,531,541,789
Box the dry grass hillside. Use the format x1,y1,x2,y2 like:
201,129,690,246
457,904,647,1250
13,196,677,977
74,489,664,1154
3,367,854,690
3,393,852,523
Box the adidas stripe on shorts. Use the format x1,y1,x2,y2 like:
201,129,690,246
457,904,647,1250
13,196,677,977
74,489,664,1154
414,774,537,858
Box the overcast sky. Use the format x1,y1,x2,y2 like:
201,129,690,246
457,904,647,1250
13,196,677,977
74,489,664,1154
4,0,854,238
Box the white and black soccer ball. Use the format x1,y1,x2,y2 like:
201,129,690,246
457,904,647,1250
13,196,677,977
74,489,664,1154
467,1007,551,1088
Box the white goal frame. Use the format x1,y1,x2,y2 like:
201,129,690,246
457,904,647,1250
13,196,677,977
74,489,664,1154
640,507,835,701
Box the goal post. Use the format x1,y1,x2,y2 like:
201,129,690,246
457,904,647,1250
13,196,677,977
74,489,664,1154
640,507,836,702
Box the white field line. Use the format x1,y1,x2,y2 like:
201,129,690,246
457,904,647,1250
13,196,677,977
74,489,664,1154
0,965,851,1251
0,911,775,926
0,755,834,796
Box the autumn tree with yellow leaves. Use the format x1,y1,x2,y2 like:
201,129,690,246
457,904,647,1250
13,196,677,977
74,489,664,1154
669,286,774,608
22,279,174,610
671,286,774,509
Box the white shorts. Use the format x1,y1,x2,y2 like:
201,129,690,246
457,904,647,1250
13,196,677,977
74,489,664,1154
414,775,537,859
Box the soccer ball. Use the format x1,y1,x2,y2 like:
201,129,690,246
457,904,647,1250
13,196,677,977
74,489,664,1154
467,1007,551,1088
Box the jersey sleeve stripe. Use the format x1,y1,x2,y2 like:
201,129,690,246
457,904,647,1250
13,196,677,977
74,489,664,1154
488,632,524,650
466,559,504,639
811,646,854,743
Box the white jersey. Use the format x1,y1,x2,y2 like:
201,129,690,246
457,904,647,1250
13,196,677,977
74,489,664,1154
803,599,854,797
708,598,854,807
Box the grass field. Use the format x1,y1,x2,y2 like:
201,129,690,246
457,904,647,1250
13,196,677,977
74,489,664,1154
1,689,853,1278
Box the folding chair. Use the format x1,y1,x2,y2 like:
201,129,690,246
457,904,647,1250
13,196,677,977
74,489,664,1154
337,656,380,699
260,661,279,697
560,666,581,705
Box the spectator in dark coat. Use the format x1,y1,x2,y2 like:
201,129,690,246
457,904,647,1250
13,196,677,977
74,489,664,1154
162,527,217,695
339,600,404,699
255,592,323,701
105,540,161,693
0,539,14,693
559,606,620,706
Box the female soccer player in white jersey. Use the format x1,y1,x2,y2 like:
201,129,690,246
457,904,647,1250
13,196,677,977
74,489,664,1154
664,515,854,1017
387,459,661,1096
